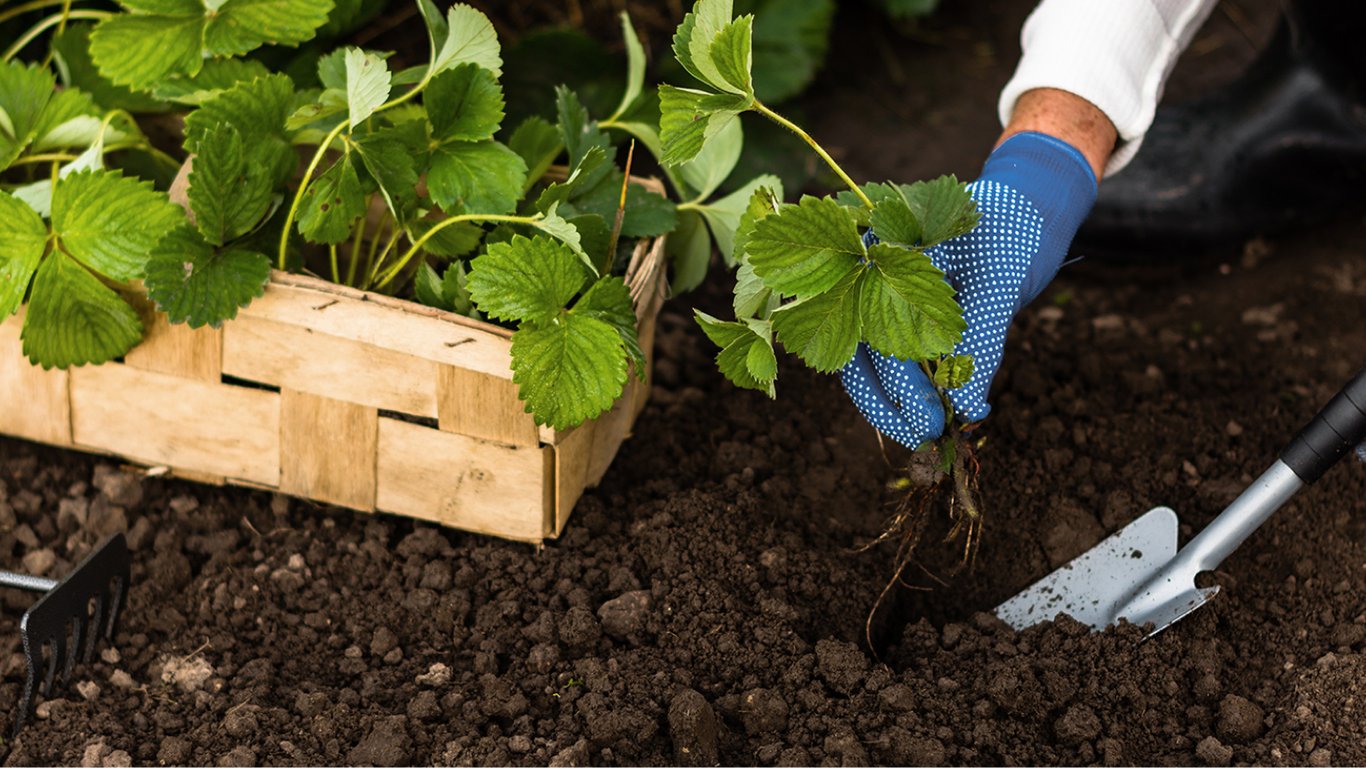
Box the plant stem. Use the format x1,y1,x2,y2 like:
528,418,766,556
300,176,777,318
277,122,348,269
1,9,106,60
0,0,75,27
753,100,873,210
328,243,340,284
346,214,367,287
275,58,443,272
372,213,541,292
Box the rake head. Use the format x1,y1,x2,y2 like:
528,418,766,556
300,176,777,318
9,534,130,736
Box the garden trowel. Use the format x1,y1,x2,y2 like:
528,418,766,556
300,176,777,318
1,534,130,735
995,365,1366,636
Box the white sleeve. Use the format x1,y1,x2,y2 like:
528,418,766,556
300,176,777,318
997,0,1219,176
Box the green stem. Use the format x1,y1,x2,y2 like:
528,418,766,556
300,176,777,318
373,213,541,292
0,0,76,27
363,223,402,291
753,100,873,210
328,243,340,284
275,58,444,272
1,9,107,61
346,213,367,287
277,121,348,269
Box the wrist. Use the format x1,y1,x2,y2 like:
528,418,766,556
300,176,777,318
1000,87,1116,179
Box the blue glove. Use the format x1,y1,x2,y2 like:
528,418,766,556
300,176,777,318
840,131,1098,448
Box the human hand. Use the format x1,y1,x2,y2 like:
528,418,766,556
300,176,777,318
840,132,1098,448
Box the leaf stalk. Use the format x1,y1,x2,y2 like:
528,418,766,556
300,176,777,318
752,100,873,210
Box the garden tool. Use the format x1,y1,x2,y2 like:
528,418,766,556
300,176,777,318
995,365,1366,636
1,534,130,735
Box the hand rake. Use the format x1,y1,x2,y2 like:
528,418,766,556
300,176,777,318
1,534,130,736
996,365,1366,637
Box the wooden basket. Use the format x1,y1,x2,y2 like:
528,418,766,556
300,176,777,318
0,227,668,543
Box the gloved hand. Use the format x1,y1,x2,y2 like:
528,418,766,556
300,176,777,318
840,131,1098,448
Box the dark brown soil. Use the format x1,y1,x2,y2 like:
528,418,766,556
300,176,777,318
5,1,1366,766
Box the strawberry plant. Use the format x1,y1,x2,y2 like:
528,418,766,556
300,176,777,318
658,0,986,558
0,2,767,432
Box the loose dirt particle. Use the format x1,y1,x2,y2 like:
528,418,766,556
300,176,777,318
667,689,719,766
1196,735,1233,766
597,590,651,639
740,688,789,735
1216,695,1265,743
1056,704,1102,746
815,639,868,695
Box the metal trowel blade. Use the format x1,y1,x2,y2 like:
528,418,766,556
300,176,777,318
993,507,1189,632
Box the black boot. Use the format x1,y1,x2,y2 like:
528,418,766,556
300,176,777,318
1076,1,1366,256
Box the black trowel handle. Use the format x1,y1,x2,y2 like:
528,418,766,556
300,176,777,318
1281,366,1366,484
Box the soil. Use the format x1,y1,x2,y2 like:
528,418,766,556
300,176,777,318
5,1,1366,766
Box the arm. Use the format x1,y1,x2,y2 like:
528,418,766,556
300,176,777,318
1000,0,1219,175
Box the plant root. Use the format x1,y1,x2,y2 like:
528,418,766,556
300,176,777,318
862,426,986,654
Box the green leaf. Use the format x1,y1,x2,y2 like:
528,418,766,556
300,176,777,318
89,13,202,90
770,270,862,372
431,4,502,77
21,251,142,369
29,89,106,153
144,224,271,328
0,191,48,319
511,312,626,429
746,195,863,297
354,129,420,218
52,170,184,281
870,195,922,249
555,86,609,173
732,261,776,319
467,235,586,325
933,354,974,390
528,203,590,269
51,23,167,112
695,310,775,395
610,11,647,121
571,169,678,239
428,140,527,216
732,183,782,261
678,116,742,200
697,173,782,264
202,0,335,58
0,61,56,170
657,85,748,167
187,122,276,245
90,0,332,90
184,74,297,186
574,276,644,378
414,261,453,311
709,14,755,97
858,243,965,361
297,154,365,245
508,116,562,188
902,175,980,247
667,209,711,294
426,62,504,142
151,58,272,105
674,0,741,94
442,260,475,314
344,48,391,127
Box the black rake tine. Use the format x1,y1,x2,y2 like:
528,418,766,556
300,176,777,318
84,594,105,663
41,637,58,699
62,616,82,685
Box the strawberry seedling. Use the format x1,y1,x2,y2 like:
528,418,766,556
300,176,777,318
0,2,766,432
659,0,987,565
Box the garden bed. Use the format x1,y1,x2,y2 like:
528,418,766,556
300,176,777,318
6,0,1366,765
